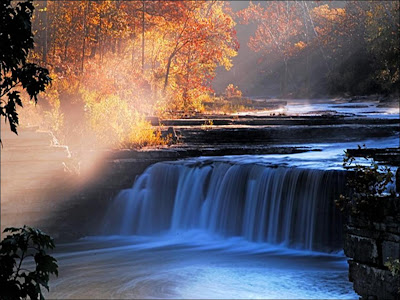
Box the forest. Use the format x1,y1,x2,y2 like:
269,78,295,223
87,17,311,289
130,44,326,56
9,0,400,149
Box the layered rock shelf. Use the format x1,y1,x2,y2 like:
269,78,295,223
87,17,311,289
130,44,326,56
171,124,398,145
151,116,399,127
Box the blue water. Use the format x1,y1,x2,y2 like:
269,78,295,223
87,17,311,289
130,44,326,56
46,136,398,299
46,233,357,299
188,136,400,170
103,162,345,252
241,98,400,119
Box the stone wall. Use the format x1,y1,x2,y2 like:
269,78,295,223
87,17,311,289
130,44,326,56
344,197,400,299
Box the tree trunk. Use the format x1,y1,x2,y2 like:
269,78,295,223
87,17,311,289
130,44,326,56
301,1,310,97
164,54,173,91
43,0,48,62
281,59,288,97
64,39,69,61
99,13,103,62
131,22,136,66
305,50,310,97
141,0,145,73
81,2,89,72
183,49,191,110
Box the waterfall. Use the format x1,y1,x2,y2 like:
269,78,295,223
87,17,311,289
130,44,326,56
103,160,345,252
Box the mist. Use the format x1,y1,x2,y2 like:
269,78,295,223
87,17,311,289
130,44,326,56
213,1,399,98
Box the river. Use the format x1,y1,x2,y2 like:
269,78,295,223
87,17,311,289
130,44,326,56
45,99,399,299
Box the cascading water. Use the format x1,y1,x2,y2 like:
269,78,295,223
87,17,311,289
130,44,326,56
103,160,345,252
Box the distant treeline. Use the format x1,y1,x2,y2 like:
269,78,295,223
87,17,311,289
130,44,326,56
218,1,399,98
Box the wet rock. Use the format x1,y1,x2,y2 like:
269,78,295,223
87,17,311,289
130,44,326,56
397,168,400,194
349,261,399,299
176,125,398,146
382,241,400,265
344,234,379,265
167,126,178,144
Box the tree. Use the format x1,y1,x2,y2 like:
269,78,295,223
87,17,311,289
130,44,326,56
0,0,51,142
2,0,238,145
156,1,238,111
365,1,400,93
0,3,57,298
0,226,58,300
238,2,303,96
335,147,394,216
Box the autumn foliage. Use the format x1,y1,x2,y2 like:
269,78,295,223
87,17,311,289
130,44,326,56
225,84,242,98
24,0,238,148
238,1,399,96
10,0,399,149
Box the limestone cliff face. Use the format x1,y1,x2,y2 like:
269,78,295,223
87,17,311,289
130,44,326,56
344,197,400,299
